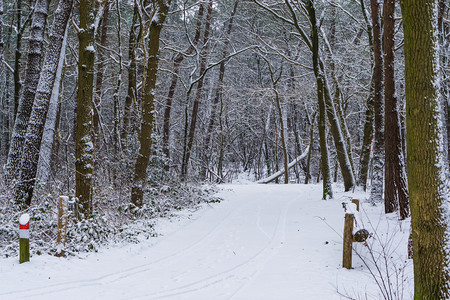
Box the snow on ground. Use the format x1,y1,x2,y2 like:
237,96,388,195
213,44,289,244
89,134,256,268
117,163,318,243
0,184,413,299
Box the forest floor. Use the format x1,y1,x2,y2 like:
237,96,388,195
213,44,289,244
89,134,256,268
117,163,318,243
0,184,413,299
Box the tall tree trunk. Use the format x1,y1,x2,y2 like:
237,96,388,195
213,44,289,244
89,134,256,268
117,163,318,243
94,0,110,139
75,0,96,218
121,2,139,150
36,28,68,185
357,0,374,191
307,0,332,199
304,112,316,185
400,0,450,297
112,0,123,155
0,0,3,76
162,2,205,170
181,0,213,181
369,0,384,203
5,0,50,185
438,0,449,166
14,0,73,206
383,0,409,218
131,0,171,207
13,0,23,121
201,0,239,180
358,91,374,191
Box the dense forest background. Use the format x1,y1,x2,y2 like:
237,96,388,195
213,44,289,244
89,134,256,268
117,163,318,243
1,0,446,205
0,0,449,296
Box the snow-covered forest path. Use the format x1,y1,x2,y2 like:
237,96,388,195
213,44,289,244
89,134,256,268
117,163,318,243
0,184,411,299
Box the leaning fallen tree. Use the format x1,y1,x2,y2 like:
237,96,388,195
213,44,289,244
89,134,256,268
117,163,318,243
257,146,310,184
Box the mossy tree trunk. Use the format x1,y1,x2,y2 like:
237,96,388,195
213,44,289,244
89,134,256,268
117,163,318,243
400,0,450,298
75,0,96,218
131,0,171,207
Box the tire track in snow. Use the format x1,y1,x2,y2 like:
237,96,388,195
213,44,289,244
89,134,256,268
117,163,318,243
0,196,249,299
132,196,295,299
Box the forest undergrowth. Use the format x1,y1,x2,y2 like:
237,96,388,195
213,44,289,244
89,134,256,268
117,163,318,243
0,170,221,258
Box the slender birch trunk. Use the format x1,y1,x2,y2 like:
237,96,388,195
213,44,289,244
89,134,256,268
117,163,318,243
14,0,73,206
369,0,384,203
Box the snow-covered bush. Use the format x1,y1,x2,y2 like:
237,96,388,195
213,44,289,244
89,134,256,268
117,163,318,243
0,178,221,258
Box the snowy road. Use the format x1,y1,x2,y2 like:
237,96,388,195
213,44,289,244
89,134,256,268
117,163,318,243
0,184,412,299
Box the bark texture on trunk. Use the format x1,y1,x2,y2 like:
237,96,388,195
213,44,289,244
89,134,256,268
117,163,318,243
75,0,96,218
383,0,409,218
13,0,23,121
121,3,140,150
14,0,73,206
5,0,50,185
94,0,110,139
307,0,332,199
369,0,384,203
131,0,171,207
401,0,450,298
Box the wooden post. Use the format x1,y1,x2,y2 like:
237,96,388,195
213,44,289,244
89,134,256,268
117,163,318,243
19,213,30,263
56,196,69,257
351,199,360,211
343,213,354,269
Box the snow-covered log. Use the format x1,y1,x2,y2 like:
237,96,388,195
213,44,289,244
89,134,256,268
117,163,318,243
257,146,310,184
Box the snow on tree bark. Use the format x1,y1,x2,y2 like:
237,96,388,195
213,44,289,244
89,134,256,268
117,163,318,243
131,0,171,208
75,0,97,219
181,0,214,181
357,0,374,191
162,2,205,170
369,0,384,204
401,0,450,297
307,0,332,199
13,0,23,121
382,0,409,218
121,2,139,151
5,0,50,185
36,28,68,185
14,0,73,206
201,0,239,180
0,0,3,75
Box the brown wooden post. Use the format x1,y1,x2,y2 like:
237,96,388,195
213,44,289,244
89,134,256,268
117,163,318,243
56,196,69,257
343,213,354,269
351,199,360,211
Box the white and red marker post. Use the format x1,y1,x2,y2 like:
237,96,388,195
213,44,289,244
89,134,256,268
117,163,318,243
19,213,30,263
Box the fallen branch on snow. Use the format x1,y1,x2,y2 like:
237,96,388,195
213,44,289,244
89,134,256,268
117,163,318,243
257,146,310,184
